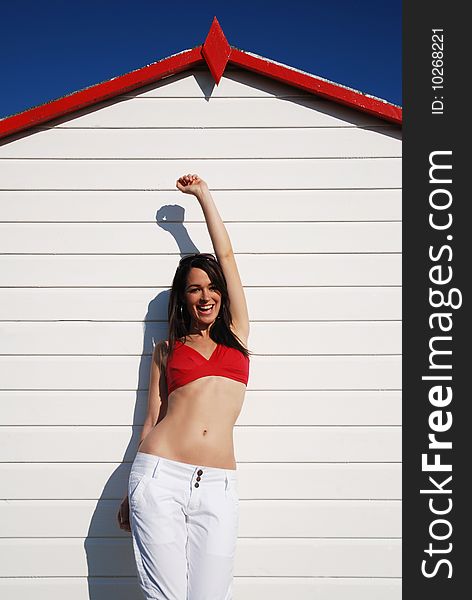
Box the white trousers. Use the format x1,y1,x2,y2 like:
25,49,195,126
128,451,239,600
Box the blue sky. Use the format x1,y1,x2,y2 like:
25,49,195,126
0,0,401,120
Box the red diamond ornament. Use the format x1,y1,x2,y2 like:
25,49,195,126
201,17,232,85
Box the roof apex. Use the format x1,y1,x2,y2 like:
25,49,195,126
201,17,231,84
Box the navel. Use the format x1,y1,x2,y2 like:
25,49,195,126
202,429,208,436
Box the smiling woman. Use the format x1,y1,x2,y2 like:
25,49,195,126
116,174,251,600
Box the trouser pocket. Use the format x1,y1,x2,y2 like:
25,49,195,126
128,455,162,510
128,471,151,509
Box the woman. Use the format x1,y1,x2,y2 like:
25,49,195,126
117,173,251,600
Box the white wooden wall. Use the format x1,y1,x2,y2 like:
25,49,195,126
0,66,401,599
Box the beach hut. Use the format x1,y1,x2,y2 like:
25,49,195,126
0,17,402,600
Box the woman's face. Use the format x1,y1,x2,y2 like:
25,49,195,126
183,267,222,326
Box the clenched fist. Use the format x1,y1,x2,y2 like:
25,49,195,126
176,173,208,197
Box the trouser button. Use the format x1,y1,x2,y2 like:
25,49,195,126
197,469,203,476
194,482,199,488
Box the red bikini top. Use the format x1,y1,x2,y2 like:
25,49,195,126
166,339,250,395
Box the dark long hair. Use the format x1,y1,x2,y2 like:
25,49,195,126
166,253,251,361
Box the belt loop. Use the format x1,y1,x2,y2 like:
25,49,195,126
224,472,229,491
151,457,161,478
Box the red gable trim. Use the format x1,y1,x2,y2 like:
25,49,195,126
0,17,401,141
0,47,203,141
230,48,402,125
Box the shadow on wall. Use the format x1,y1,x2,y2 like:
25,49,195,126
83,203,200,599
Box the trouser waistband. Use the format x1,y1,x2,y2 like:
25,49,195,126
131,451,237,486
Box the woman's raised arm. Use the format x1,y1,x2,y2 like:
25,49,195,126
176,174,250,345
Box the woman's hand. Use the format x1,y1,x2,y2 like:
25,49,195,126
176,173,208,198
117,495,131,532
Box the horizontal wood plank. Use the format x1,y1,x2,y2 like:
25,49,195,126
0,321,401,354
42,94,388,128
0,499,400,537
0,222,401,253
0,425,401,462
0,286,402,320
0,127,401,158
0,538,401,577
0,462,401,499
0,158,401,190
0,390,401,425
0,254,402,285
0,577,402,600
0,189,402,222
0,355,401,389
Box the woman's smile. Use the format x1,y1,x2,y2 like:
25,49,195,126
197,303,215,314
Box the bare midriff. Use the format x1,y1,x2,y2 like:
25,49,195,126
137,375,246,470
